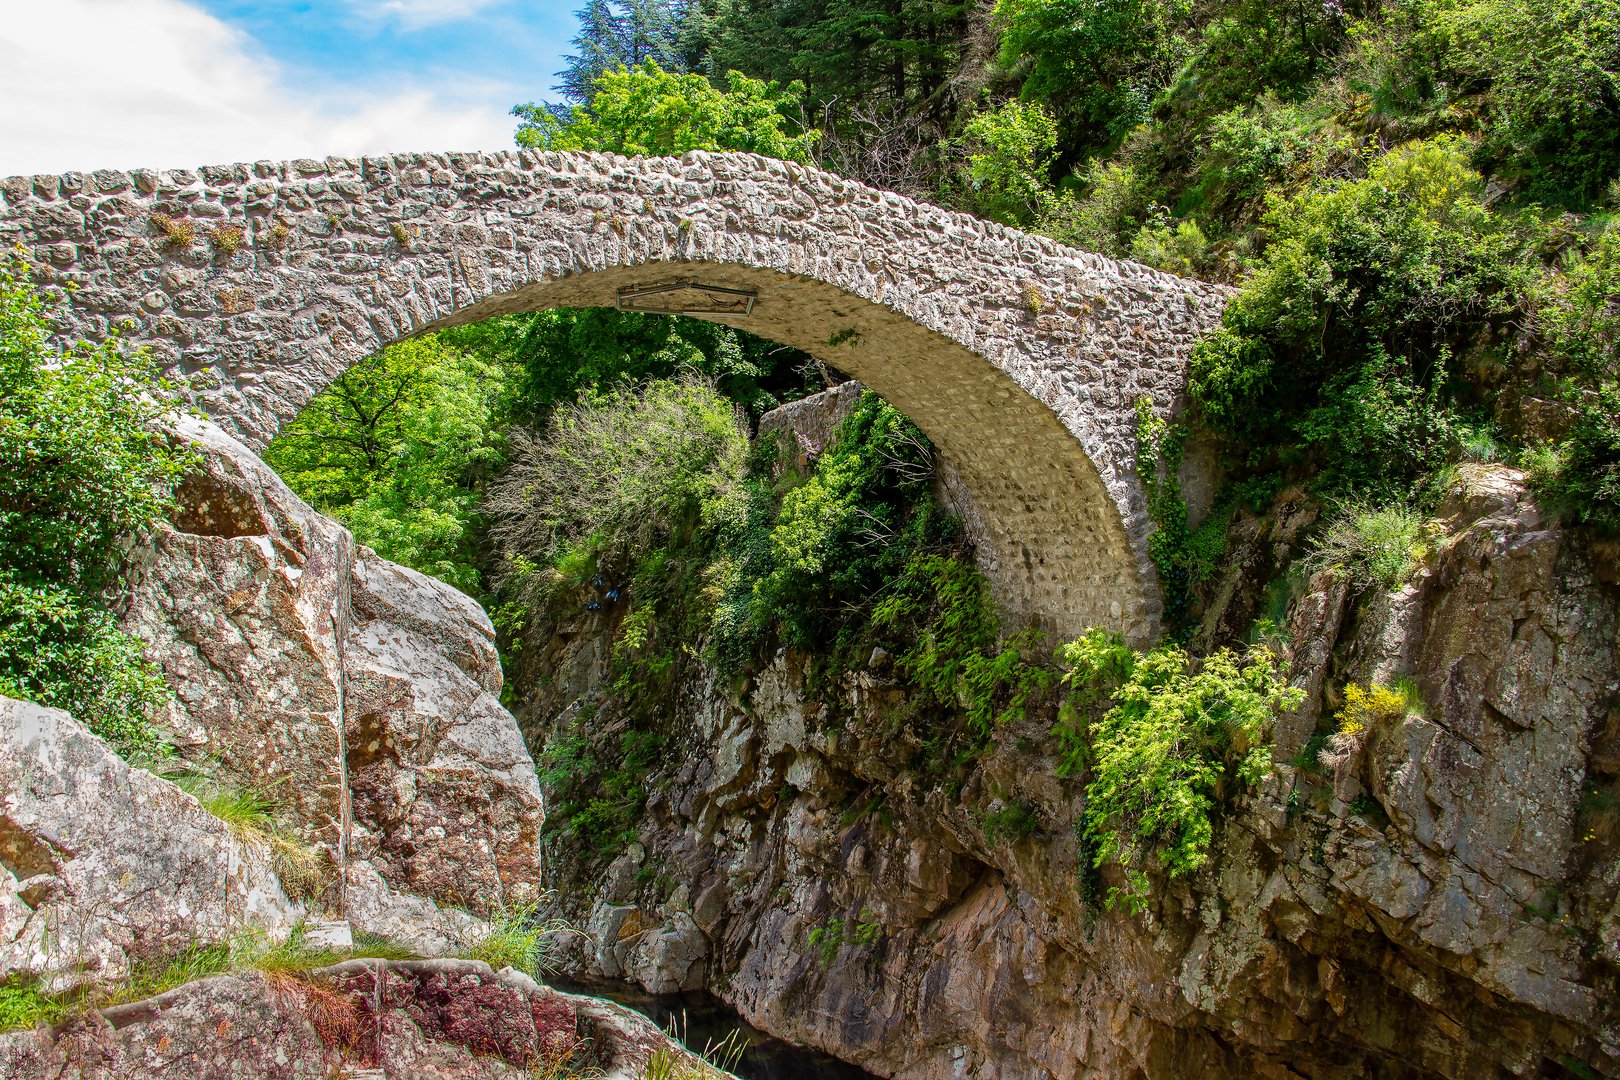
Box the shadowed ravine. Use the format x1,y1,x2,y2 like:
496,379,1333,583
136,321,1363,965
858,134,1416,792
549,976,884,1080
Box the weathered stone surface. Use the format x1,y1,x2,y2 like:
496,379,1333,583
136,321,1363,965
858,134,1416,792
536,468,1620,1079
0,697,299,991
118,412,544,918
0,972,331,1079
0,150,1236,642
0,959,723,1080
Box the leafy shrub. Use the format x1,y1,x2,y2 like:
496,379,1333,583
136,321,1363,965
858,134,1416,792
960,100,1062,223
1198,99,1313,209
1527,223,1620,531
1189,137,1521,495
1434,0,1620,202
1535,221,1620,378
1307,500,1428,590
717,391,957,661
980,800,1042,844
487,374,748,612
1319,680,1416,768
0,260,185,754
1129,212,1210,276
870,554,1056,740
1058,631,1302,911
1040,161,1153,257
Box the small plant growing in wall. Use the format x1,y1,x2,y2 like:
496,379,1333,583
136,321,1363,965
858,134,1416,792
265,217,292,249
980,799,1041,845
1022,281,1045,317
208,224,246,255
1318,679,1421,770
149,213,195,251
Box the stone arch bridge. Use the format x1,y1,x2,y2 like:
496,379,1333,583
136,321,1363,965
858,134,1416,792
0,151,1230,642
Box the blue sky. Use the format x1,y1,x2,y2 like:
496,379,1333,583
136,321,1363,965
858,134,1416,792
0,0,580,176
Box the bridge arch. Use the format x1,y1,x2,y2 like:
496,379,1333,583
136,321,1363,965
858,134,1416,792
0,150,1230,642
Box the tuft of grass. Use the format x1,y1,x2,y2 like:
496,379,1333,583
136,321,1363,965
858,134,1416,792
644,1015,747,1080
268,973,370,1062
161,765,327,901
1307,500,1429,591
149,213,195,251
455,902,576,979
208,224,246,255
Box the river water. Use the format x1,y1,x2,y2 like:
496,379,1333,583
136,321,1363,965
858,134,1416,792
551,976,883,1080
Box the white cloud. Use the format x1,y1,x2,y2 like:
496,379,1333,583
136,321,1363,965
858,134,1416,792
0,0,519,177
348,0,504,30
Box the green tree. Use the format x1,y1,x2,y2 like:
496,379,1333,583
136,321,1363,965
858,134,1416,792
503,307,810,428
516,60,820,161
0,260,185,753
264,336,511,594
995,0,1186,151
959,100,1061,223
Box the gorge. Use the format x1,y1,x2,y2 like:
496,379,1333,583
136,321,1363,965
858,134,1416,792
0,145,1617,1080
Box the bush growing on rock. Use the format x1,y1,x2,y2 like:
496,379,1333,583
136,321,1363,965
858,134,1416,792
1058,630,1303,912
487,373,750,614
0,260,184,754
1306,500,1430,590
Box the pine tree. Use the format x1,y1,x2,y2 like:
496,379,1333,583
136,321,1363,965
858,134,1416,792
558,0,628,102
557,0,689,102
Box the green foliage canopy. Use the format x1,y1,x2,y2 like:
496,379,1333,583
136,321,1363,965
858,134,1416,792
264,335,511,594
1188,138,1525,495
515,61,819,161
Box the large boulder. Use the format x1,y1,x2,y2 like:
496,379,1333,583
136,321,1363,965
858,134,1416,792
0,958,728,1079
0,696,299,991
118,413,544,919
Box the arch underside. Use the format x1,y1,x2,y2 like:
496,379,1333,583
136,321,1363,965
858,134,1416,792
428,262,1146,640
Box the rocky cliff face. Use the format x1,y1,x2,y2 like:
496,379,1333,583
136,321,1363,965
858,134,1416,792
526,459,1620,1078
116,413,545,941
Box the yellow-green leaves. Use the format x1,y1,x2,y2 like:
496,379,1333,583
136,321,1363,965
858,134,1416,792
515,61,819,163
